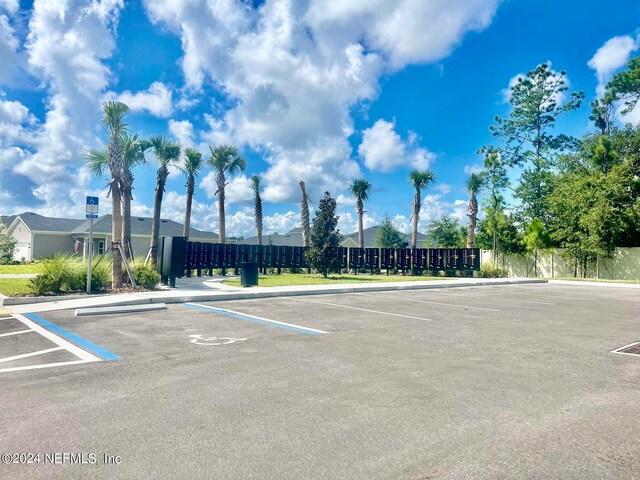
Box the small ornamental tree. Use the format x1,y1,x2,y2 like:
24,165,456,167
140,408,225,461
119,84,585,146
424,214,464,247
376,214,405,249
306,191,342,277
0,223,16,263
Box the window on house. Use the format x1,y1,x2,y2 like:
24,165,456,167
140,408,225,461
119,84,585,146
98,241,105,256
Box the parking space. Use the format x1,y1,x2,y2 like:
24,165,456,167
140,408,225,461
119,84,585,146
1,283,639,479
0,313,119,374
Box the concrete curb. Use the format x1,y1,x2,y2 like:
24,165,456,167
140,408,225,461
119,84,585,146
548,279,640,289
1,293,107,306
75,303,168,317
4,278,547,312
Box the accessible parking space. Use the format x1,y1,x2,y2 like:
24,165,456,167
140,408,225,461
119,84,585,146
0,313,117,374
1,283,639,479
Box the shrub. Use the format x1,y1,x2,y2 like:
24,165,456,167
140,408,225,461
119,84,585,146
29,255,113,295
475,262,508,278
132,261,160,289
75,259,112,292
29,255,76,295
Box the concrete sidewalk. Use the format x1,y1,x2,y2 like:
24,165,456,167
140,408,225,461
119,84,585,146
3,277,546,314
549,279,640,288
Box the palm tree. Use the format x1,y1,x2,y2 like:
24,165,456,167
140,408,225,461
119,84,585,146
147,135,181,264
408,170,436,250
181,148,204,239
464,172,485,248
121,133,150,259
207,145,246,243
92,101,129,288
250,175,263,245
300,181,311,247
349,178,372,249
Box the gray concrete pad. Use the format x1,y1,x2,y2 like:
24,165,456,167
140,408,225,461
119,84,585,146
0,284,638,479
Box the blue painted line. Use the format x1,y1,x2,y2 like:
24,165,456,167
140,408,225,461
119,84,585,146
24,313,121,361
183,303,321,335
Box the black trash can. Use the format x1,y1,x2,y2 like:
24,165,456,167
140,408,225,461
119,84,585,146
241,262,259,287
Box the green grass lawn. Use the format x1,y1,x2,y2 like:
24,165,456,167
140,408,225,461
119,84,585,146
0,278,33,296
557,277,640,284
0,263,45,274
222,273,455,288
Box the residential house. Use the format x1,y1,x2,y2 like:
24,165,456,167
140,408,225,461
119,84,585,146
3,212,219,261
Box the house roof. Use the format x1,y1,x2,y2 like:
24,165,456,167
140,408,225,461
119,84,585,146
241,225,424,248
241,228,306,246
72,215,218,240
8,212,85,233
340,225,423,248
1,215,16,228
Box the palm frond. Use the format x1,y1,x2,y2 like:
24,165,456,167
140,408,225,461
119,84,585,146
464,172,486,194
207,144,246,175
84,147,109,178
348,178,372,202
250,175,262,193
149,135,182,167
101,101,129,137
408,170,436,190
183,148,204,177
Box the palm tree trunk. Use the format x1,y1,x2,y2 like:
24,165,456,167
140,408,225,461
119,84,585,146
300,181,310,247
150,170,167,264
256,194,263,246
217,171,226,243
411,190,420,250
183,175,194,239
466,193,477,248
357,200,364,249
111,181,124,288
122,187,132,260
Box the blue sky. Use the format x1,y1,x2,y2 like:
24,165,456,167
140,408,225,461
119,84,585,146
1,0,639,238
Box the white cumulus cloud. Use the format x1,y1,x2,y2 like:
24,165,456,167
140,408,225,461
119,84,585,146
588,34,640,96
114,81,173,118
358,119,435,173
143,0,499,203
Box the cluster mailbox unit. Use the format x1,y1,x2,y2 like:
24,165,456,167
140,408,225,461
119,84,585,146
158,237,480,286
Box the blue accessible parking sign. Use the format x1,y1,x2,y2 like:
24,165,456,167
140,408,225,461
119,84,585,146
86,196,99,216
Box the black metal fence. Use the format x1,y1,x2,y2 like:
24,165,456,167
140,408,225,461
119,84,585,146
181,241,480,276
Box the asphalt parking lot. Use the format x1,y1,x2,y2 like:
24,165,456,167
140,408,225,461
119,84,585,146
1,283,639,479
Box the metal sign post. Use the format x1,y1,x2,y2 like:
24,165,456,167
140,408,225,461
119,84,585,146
86,196,99,294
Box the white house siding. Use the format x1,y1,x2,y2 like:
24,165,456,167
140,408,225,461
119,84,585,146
11,219,32,261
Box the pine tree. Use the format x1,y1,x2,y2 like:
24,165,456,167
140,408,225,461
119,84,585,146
306,192,342,277
376,214,404,248
483,63,583,223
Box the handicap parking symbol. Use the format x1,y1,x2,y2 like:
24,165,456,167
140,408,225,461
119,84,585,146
189,335,248,346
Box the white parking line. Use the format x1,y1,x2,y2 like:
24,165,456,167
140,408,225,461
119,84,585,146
0,329,33,337
610,341,640,357
0,316,14,321
186,303,328,335
10,313,100,362
283,297,433,322
501,290,639,302
356,293,501,312
0,346,64,364
0,360,92,374
436,292,555,306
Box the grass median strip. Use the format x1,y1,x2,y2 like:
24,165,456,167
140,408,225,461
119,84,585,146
222,273,455,288
0,264,44,274
0,278,33,296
